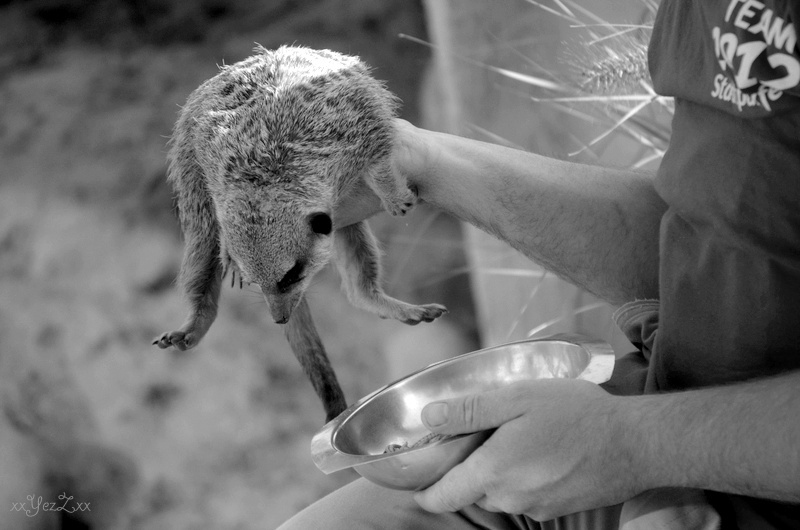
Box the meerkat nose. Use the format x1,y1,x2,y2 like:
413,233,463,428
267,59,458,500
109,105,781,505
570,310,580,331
275,316,289,325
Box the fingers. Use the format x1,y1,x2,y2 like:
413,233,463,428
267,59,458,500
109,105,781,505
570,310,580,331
413,452,487,513
421,385,527,435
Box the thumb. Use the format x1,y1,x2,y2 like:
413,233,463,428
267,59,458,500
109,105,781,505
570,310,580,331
421,386,525,435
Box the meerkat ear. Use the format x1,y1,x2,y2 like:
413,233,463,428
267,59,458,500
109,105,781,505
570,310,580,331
308,212,333,235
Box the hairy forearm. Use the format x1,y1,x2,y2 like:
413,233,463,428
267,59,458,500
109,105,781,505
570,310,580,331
627,370,800,501
398,124,666,306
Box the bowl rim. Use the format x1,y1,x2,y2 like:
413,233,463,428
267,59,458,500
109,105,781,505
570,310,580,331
310,333,615,475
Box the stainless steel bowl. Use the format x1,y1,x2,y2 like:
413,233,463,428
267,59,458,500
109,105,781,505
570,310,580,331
311,334,615,490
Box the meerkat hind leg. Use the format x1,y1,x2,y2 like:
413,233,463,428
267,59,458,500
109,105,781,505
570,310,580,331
334,222,447,324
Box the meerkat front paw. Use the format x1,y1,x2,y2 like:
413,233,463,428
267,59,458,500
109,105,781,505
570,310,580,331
152,330,198,351
393,302,448,325
381,186,417,216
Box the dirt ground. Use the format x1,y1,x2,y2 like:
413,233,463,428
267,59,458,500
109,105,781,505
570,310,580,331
0,2,478,528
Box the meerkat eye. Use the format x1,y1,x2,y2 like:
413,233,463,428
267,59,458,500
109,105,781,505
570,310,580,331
277,260,305,293
309,212,332,236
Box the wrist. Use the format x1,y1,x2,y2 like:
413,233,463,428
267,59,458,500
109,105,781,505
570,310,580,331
391,121,497,227
391,119,442,203
613,394,680,493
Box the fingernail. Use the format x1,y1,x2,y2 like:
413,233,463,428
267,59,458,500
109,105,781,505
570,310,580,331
423,402,449,428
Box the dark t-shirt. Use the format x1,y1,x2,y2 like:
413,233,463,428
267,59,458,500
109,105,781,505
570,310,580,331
612,0,800,527
649,0,800,392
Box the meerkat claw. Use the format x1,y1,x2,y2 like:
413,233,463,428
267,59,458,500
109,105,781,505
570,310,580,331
383,189,417,216
396,303,448,325
153,330,194,351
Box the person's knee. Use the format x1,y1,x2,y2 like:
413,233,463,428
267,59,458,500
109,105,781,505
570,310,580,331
277,479,419,530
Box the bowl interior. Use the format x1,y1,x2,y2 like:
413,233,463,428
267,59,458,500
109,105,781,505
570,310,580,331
333,339,587,456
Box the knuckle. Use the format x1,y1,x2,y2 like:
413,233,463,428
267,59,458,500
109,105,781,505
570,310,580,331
475,461,501,497
460,393,481,430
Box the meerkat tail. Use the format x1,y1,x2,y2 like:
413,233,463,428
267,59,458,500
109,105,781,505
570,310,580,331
283,296,347,422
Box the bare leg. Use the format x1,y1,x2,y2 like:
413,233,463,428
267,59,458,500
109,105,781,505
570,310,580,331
283,297,348,422
277,477,625,530
333,222,447,324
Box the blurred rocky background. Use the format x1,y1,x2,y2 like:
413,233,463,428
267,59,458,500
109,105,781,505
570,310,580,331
0,1,478,528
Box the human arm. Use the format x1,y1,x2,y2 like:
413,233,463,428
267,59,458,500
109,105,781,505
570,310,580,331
337,119,665,305
393,120,666,306
413,371,800,520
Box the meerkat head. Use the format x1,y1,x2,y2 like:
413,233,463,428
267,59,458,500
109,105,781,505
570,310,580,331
217,185,334,324
187,45,398,323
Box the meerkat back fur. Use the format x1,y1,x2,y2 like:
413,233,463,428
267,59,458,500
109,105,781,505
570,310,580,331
153,45,447,420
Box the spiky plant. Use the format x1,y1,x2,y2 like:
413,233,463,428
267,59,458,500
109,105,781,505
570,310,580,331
402,0,673,349
525,0,672,167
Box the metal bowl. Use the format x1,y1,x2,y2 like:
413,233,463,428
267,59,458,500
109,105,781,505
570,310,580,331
311,334,615,491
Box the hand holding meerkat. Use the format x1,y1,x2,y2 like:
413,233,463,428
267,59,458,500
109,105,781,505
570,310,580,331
153,45,447,421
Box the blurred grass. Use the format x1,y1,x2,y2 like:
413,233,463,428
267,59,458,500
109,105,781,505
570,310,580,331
420,0,671,352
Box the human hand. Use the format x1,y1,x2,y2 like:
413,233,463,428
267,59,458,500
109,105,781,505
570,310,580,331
390,118,437,187
413,379,647,521
333,119,434,228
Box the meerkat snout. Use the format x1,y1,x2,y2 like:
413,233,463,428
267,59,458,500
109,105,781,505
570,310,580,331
267,213,330,323
225,206,335,324
265,259,308,324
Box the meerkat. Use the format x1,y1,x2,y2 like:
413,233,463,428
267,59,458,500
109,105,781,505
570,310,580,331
153,45,447,421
